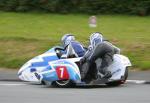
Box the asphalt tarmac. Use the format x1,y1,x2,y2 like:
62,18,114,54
0,81,150,103
0,69,150,103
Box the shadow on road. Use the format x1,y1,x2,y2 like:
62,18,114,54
41,84,126,89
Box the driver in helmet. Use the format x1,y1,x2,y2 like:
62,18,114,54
80,32,120,82
61,34,86,58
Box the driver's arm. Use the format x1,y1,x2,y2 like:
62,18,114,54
66,43,78,58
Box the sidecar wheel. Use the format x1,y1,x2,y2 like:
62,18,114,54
52,80,75,87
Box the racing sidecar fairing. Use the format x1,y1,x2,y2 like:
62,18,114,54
18,46,62,82
18,46,132,87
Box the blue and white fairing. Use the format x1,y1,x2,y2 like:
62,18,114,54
18,45,131,85
37,58,81,84
18,47,61,82
18,46,81,83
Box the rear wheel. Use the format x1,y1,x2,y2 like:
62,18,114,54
106,67,128,86
121,67,128,83
51,80,75,88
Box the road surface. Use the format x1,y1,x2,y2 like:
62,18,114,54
0,69,150,103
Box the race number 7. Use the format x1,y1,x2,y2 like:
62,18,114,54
59,67,64,78
56,66,69,79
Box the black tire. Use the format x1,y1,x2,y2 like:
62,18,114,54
41,80,46,85
51,80,75,88
106,67,128,86
121,67,128,83
41,80,52,86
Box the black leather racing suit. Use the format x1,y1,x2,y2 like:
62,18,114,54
80,41,120,82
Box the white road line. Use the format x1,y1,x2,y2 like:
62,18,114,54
0,83,27,86
126,80,147,84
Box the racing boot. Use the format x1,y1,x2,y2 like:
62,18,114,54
103,71,112,79
99,67,112,79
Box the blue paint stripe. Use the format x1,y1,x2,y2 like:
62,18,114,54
31,56,58,68
67,66,80,81
42,71,58,81
43,55,58,61
32,62,48,67
41,65,52,72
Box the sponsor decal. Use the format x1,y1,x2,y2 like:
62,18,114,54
112,69,121,75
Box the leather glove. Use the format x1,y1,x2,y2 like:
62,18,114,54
80,57,86,65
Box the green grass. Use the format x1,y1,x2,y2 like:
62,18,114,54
0,11,150,70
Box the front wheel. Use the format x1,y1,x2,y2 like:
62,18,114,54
51,80,75,88
106,67,128,86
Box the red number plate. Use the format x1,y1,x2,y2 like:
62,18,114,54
56,66,69,80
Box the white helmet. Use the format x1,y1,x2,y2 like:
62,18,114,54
61,34,75,48
90,32,103,48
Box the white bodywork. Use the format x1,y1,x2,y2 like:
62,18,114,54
18,54,131,83
18,61,41,82
108,54,132,81
18,52,57,82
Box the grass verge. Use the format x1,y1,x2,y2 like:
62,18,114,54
0,11,149,70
